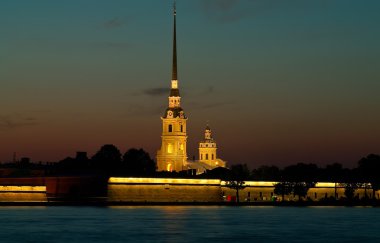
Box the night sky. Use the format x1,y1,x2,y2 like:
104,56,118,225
1,0,380,168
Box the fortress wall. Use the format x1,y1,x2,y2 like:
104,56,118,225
308,187,377,200
221,181,276,202
222,182,379,202
307,188,377,201
0,186,47,202
45,176,108,198
109,179,380,203
0,177,107,202
0,177,377,203
308,187,343,200
222,187,275,202
0,192,47,202
355,188,377,199
108,178,222,202
222,186,346,202
375,191,380,199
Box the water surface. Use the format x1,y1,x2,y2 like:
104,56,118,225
0,206,379,242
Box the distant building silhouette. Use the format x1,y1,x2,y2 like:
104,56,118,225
76,152,88,161
20,157,30,165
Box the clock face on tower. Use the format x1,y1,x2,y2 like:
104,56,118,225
168,111,173,118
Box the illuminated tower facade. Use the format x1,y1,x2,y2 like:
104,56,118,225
156,4,188,172
198,125,226,168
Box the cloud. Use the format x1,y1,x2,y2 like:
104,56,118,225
30,109,52,114
15,37,131,50
185,86,215,99
188,101,234,110
102,18,126,29
129,87,170,97
125,104,165,117
199,0,330,23
100,42,130,48
199,86,214,96
125,86,218,115
142,87,169,97
202,0,240,11
199,0,249,23
24,117,37,121
0,116,38,130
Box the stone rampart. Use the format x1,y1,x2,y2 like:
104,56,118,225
0,177,378,203
108,178,222,203
0,185,47,202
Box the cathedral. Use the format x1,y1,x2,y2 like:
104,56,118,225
156,4,227,174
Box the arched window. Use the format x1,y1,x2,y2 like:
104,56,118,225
167,143,173,153
206,154,208,160
168,124,172,132
167,163,172,172
200,154,203,160
180,125,183,132
212,154,214,160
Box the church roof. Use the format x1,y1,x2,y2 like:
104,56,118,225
163,107,186,118
186,161,214,171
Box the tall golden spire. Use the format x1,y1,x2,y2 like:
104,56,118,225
172,0,177,81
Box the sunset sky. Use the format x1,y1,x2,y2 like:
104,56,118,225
1,0,380,168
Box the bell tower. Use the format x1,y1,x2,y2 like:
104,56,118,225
156,2,188,172
198,125,217,167
198,125,227,168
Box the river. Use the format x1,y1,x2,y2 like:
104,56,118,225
0,206,379,242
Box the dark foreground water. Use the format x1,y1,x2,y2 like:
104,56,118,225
0,206,379,243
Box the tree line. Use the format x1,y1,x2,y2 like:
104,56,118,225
0,144,156,177
1,143,379,202
224,154,380,202
54,144,156,176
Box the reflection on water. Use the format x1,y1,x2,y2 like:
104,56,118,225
0,206,379,242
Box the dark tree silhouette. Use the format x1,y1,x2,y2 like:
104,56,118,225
91,144,122,174
341,182,361,201
323,163,344,179
225,180,246,203
225,164,250,203
280,163,318,201
55,152,90,175
293,182,315,200
274,181,292,201
123,148,156,176
201,167,232,180
322,163,345,200
357,154,380,201
251,165,281,181
283,163,319,182
230,164,250,180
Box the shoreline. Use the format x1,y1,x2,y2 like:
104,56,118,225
0,201,378,207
